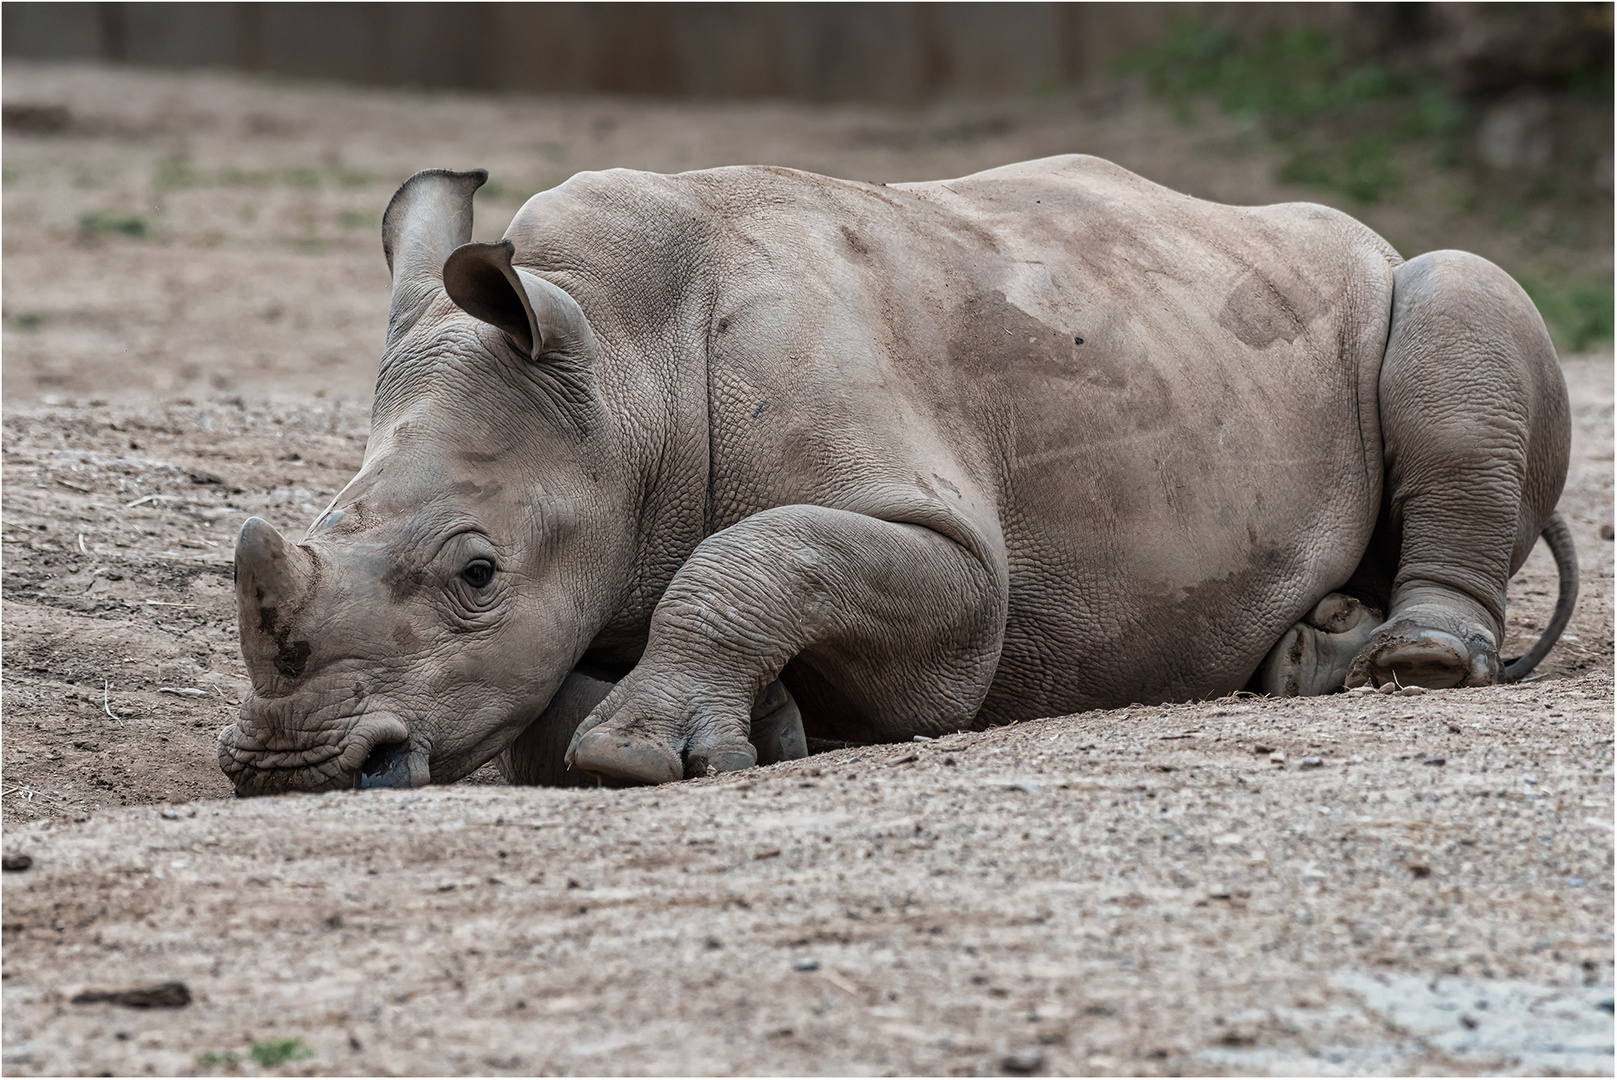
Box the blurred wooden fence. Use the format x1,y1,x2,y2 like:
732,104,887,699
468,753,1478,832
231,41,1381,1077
2,2,1349,102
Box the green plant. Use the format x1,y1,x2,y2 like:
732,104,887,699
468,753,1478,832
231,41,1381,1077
337,209,381,230
194,1050,239,1068
1122,21,1467,204
155,153,198,191
1521,276,1616,353
8,312,45,331
79,211,148,238
249,1038,313,1067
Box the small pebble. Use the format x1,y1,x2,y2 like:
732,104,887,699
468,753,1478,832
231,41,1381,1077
2,853,33,872
1299,756,1323,769
1375,682,1399,695
1268,751,1286,765
1252,744,1275,755
793,959,820,972
912,734,934,742
1351,754,1364,764
1399,685,1427,696
1001,1046,1046,1075
160,807,180,820
1601,523,1614,541
1424,757,1446,767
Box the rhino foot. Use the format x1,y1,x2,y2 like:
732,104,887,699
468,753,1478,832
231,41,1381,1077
1257,593,1382,696
1345,598,1501,690
748,680,809,767
565,675,807,786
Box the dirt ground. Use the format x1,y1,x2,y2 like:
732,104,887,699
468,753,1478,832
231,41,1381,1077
1,63,1613,1076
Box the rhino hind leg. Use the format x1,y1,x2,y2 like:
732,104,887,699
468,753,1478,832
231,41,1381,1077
1344,250,1570,690
1258,593,1382,696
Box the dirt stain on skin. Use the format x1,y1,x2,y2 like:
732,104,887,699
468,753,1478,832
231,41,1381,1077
446,479,504,503
256,601,313,680
1218,267,1325,348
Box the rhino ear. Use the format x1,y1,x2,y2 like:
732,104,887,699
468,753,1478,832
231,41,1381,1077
381,168,487,344
443,240,597,363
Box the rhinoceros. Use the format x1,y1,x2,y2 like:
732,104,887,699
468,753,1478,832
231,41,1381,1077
219,156,1576,794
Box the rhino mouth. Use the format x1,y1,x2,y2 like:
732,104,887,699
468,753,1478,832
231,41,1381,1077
219,712,415,796
356,738,420,789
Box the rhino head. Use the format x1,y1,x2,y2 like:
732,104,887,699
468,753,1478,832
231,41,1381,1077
219,169,636,795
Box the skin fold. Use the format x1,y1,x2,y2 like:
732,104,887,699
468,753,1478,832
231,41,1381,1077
219,156,1571,793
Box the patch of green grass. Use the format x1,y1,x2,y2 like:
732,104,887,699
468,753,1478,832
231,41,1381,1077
167,164,378,191
79,211,148,239
249,1038,313,1067
1123,21,1466,204
217,167,277,188
1520,276,1616,353
194,1050,239,1068
337,209,381,230
155,153,198,191
8,312,45,331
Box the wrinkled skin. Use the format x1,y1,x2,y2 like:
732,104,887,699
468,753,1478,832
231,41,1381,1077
220,156,1570,794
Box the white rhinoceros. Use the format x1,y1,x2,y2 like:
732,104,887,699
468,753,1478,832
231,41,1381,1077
219,157,1575,793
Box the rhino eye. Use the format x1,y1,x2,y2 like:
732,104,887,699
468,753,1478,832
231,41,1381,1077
461,560,495,589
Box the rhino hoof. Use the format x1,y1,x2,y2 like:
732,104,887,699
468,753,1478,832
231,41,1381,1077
749,680,809,766
1257,593,1381,697
1346,622,1500,690
684,746,758,780
568,730,684,786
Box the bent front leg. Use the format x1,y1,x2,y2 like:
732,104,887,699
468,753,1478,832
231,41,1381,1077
565,505,1007,785
498,669,807,786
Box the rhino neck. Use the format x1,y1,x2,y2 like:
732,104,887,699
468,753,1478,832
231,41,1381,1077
500,177,722,660
572,312,714,664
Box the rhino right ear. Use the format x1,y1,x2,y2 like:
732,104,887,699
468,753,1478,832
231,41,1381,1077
381,168,487,345
442,240,597,363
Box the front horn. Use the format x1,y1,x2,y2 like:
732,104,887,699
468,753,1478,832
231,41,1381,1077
235,517,317,693
381,168,487,345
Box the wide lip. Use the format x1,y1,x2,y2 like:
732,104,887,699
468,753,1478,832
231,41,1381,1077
220,712,412,796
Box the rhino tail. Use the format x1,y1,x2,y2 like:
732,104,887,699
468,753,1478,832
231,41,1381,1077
1503,510,1579,681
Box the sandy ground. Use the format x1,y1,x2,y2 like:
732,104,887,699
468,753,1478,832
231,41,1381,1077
1,64,1613,1076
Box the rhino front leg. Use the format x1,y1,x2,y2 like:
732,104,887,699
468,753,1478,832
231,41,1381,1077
500,669,806,786
566,505,1006,785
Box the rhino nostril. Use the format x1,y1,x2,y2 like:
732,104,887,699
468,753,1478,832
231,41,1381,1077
357,738,413,790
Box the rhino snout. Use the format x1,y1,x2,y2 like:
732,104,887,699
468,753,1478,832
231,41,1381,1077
220,712,416,796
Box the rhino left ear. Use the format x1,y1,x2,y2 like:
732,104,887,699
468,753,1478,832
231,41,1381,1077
443,241,596,363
